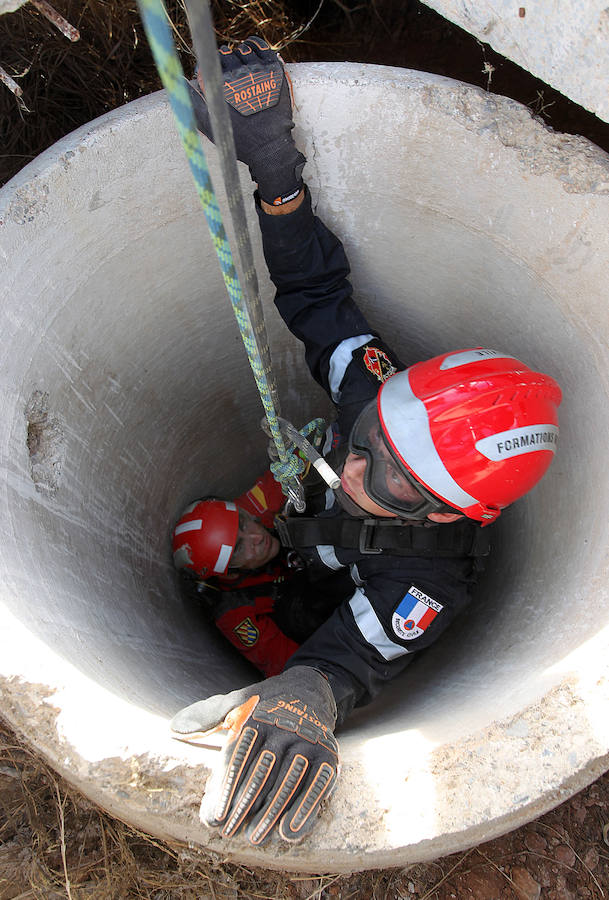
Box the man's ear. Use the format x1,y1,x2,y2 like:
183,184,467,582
427,512,464,524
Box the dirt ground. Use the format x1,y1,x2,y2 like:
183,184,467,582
1,716,609,898
1,2,609,897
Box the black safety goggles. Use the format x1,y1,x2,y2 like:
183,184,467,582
348,401,459,519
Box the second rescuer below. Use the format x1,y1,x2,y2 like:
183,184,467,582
173,471,350,677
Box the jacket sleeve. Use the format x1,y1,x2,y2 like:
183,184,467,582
214,590,300,678
256,189,405,432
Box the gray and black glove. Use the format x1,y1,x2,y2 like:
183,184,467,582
189,36,306,206
171,665,339,844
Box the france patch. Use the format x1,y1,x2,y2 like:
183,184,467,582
392,586,443,641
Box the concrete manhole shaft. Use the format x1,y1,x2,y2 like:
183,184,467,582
1,64,609,872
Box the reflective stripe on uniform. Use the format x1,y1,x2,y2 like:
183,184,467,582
328,333,374,402
350,563,364,586
349,587,410,661
316,544,343,570
322,425,334,456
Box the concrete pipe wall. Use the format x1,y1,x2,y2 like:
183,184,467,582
421,0,609,124
1,64,609,873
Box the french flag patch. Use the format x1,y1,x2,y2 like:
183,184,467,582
392,585,443,641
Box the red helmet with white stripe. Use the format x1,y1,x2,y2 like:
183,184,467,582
172,499,239,576
350,348,562,524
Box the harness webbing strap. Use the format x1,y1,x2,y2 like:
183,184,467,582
274,515,492,558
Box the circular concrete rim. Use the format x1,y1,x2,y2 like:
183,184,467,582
1,63,609,873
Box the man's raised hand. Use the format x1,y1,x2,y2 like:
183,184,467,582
189,36,305,206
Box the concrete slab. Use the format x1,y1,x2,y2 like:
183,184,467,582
422,0,609,124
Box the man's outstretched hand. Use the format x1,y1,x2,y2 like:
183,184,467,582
189,36,305,207
171,666,339,845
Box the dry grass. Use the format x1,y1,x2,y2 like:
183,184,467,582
0,716,415,899
3,715,609,899
1,0,180,182
2,0,608,187
0,0,324,186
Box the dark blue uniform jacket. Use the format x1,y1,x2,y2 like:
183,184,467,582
256,189,486,725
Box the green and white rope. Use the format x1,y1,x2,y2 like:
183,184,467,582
137,0,312,506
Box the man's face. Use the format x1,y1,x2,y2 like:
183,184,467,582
229,508,280,570
342,414,426,517
341,452,401,517
343,420,463,524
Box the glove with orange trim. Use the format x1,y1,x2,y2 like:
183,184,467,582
190,37,306,206
170,666,339,844
189,36,306,207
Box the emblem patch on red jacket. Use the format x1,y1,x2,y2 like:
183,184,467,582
363,346,397,383
233,617,260,647
246,483,268,515
392,586,443,641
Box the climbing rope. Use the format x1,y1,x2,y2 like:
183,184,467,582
137,0,312,510
261,416,340,489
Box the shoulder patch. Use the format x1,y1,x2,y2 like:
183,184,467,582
392,585,443,641
352,343,399,386
246,483,268,515
233,616,259,647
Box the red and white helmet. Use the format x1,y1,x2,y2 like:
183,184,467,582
350,348,562,524
172,499,239,576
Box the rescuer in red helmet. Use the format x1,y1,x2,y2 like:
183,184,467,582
172,472,347,677
171,37,562,847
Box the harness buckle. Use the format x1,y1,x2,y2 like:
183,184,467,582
359,519,383,554
274,514,294,549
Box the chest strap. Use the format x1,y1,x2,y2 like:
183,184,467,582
274,514,491,558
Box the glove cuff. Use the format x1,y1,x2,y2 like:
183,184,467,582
280,664,338,727
249,141,306,207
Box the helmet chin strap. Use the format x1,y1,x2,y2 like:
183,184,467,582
333,485,373,518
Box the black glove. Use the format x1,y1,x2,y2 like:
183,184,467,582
171,666,339,844
189,35,306,206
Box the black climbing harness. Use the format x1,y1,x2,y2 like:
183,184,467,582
274,514,492,559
